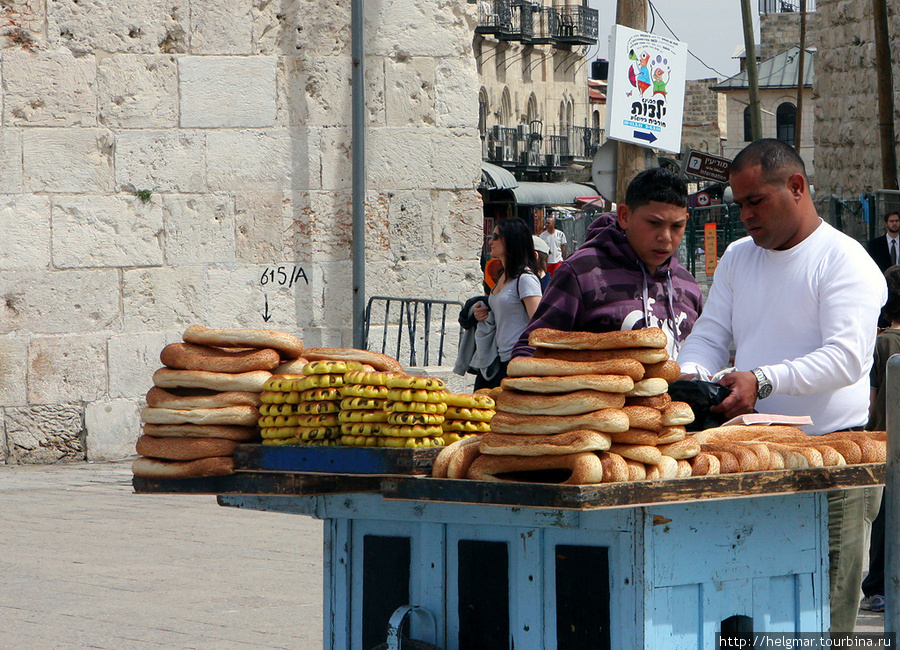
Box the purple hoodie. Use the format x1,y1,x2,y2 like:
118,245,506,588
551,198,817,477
512,212,703,357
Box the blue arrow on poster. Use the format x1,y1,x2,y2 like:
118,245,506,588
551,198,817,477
634,131,657,144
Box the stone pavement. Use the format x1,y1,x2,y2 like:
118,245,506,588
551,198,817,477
0,461,323,649
0,461,886,647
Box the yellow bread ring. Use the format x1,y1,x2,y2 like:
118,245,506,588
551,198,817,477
260,390,301,404
262,436,301,446
444,406,494,422
442,419,491,433
340,396,386,411
384,400,448,414
296,438,338,446
385,388,448,403
300,388,343,402
380,435,443,448
439,432,477,445
443,393,496,409
258,414,306,428
299,425,341,440
339,434,380,447
262,375,306,392
385,375,446,390
341,384,390,399
344,370,397,386
295,413,340,427
294,374,344,391
380,423,444,438
338,409,390,423
340,422,387,436
387,412,445,426
295,401,340,415
261,426,300,439
302,360,365,375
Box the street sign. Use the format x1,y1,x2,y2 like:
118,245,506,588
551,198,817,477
605,25,688,154
695,191,710,207
683,149,732,184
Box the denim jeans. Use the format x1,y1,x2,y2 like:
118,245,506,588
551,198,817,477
828,487,883,633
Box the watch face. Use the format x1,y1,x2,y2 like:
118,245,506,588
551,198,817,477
758,383,773,399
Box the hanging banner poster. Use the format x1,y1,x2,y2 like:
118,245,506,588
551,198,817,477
605,25,688,154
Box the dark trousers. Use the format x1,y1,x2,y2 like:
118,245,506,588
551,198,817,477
862,498,886,597
473,360,509,391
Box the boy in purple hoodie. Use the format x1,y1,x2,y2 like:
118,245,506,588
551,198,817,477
512,167,703,358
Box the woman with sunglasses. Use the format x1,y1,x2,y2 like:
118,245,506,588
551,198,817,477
473,218,543,388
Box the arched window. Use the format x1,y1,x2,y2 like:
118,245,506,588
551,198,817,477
499,88,512,127
566,98,574,133
478,88,489,138
776,102,797,145
743,106,752,142
526,93,539,125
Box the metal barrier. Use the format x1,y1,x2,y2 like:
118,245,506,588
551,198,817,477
685,203,747,276
364,296,463,368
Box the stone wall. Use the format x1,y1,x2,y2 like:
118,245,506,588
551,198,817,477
813,0,900,196
759,11,820,61
0,0,483,463
682,79,726,156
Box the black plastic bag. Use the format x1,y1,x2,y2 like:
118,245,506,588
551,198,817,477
666,379,732,431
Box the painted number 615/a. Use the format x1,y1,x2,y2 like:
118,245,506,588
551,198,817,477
260,265,308,288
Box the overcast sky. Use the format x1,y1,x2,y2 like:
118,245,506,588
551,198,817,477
587,0,761,81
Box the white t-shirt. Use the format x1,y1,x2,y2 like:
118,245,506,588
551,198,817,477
540,229,567,264
677,220,887,435
488,271,542,362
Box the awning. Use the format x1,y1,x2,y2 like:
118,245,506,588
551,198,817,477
480,161,518,190
511,182,597,206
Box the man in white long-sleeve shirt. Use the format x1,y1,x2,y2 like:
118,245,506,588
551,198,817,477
677,138,887,633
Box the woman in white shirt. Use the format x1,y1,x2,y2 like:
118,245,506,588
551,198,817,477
473,217,543,388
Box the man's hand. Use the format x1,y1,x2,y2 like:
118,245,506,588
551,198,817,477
473,302,489,322
710,370,759,419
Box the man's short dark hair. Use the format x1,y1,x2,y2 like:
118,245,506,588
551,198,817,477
884,211,899,222
625,167,688,210
731,138,807,184
883,266,900,323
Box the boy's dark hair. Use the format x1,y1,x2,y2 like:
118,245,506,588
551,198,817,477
625,167,688,211
883,266,900,323
731,138,806,185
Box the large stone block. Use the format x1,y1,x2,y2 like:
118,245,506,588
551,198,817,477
180,56,278,128
0,195,51,271
287,190,353,261
161,194,236,265
85,399,141,461
0,336,28,407
23,128,114,193
0,0,46,50
384,56,436,127
386,190,434,262
108,330,177,399
235,190,289,263
2,49,96,126
0,269,121,335
0,130,23,194
190,0,253,54
366,127,432,191
283,55,353,127
253,0,350,56
427,128,481,190
434,59,479,128
97,55,178,128
115,130,207,193
316,126,353,191
52,194,164,269
206,129,293,191
4,403,85,463
28,334,108,404
368,0,471,58
430,189,484,262
121,266,208,331
47,0,189,54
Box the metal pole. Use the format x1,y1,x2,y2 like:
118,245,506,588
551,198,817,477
739,0,762,141
886,354,900,635
351,0,366,349
793,0,805,151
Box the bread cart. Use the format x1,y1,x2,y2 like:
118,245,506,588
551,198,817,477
135,442,886,649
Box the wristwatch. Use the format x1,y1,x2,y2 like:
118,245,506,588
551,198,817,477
752,368,773,400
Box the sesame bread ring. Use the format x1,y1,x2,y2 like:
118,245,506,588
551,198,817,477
340,422,387,436
443,393,496,409
433,436,477,478
385,375,446,391
609,428,660,445
622,405,664,432
624,459,647,482
494,389,624,416
300,387,343,402
443,406,494,422
661,401,695,426
642,359,681,383
466,451,604,485
444,435,484,478
381,424,444,438
302,347,404,373
478,430,612,456
624,378,669,397
160,342,281,373
507,357,645,381
608,443,663,465
302,360,365,375
625,393,672,409
135,435,240,461
341,384,390,399
141,423,258,442
689,452,721,476
528,327,667,350
340,396,386,411
153,368,272,393
658,437,701,459
657,426,687,444
384,401,448,414
385,388,448,403
182,325,304,358
338,409,390,423
489,409,630,435
132,456,235,479
272,357,310,375
142,405,260,427
441,420,491,433
533,346,669,364
146,386,262,410
597,451,630,483
344,370,396,386
387,412,445,426
501,374,635,395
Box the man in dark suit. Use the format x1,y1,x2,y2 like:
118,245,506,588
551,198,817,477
868,211,900,273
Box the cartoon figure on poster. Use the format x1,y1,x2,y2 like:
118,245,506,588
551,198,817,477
627,50,670,99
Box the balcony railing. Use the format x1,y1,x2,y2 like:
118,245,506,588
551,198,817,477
498,1,538,42
554,5,599,45
759,0,816,13
476,0,514,36
475,0,598,46
483,123,604,169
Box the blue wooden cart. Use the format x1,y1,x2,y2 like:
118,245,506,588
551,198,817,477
135,449,884,650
